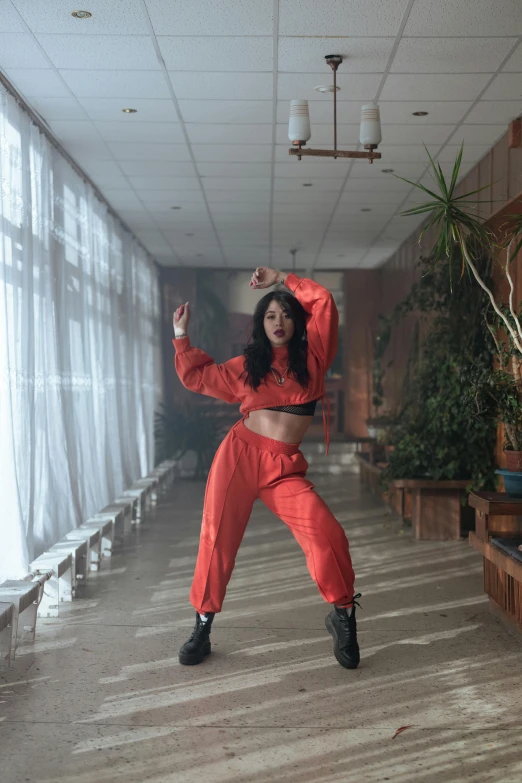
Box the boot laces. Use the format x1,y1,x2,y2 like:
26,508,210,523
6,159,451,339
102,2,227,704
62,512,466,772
190,615,210,643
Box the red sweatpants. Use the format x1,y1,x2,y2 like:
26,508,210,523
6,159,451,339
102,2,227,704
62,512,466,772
190,418,356,614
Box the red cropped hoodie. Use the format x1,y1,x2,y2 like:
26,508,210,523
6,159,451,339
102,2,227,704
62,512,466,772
172,273,338,454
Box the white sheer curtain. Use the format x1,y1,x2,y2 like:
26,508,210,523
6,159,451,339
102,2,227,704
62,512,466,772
0,84,162,581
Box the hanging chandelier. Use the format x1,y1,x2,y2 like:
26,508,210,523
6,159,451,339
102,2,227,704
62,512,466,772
288,55,382,163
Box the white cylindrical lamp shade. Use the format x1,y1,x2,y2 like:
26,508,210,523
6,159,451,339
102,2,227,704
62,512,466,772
288,100,311,145
359,103,382,147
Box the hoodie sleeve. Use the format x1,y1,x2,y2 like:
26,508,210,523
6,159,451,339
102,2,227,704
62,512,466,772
283,273,339,371
173,337,242,404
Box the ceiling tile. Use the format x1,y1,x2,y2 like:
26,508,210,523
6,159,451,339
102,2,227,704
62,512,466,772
34,34,160,70
276,123,360,146
13,0,148,34
391,37,517,73
404,0,522,36
158,37,272,72
203,178,271,192
118,161,196,177
381,73,492,101
2,68,71,97
210,202,270,215
343,177,410,193
339,190,407,205
437,144,490,164
179,100,272,124
139,190,205,205
503,41,522,72
379,101,473,125
279,0,409,36
0,33,50,68
456,125,507,146
375,144,437,163
274,179,342,193
47,119,101,141
277,100,365,125
106,142,191,162
61,140,113,161
382,124,454,145
29,96,88,121
168,72,273,100
94,121,185,143
481,74,522,100
89,172,130,190
206,190,270,203
0,2,25,32
128,176,201,191
77,97,178,123
274,162,348,179
349,161,426,180
278,37,395,73
146,0,273,35
102,190,144,209
186,123,273,145
69,158,123,179
278,73,381,102
465,100,522,124
192,145,272,163
198,163,272,178
59,69,170,99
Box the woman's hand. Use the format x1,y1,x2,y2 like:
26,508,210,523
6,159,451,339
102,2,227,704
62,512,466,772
249,267,284,289
173,301,190,334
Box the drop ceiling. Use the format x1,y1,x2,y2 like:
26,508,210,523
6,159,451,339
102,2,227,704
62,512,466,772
0,0,521,270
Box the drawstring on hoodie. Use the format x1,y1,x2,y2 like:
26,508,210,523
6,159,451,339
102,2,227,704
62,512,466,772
321,394,331,456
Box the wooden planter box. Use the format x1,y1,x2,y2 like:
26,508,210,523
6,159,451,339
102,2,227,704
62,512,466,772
355,454,410,521
355,455,472,539
469,492,522,635
393,479,473,540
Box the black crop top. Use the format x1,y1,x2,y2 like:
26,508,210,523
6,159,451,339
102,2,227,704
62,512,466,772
265,399,318,416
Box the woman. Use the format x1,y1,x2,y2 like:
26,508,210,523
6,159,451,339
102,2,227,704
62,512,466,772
172,266,360,670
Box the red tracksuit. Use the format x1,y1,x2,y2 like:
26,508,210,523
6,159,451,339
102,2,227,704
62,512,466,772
173,273,355,613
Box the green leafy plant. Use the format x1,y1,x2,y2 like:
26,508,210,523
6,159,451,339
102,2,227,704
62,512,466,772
154,401,228,480
379,246,497,489
399,143,522,452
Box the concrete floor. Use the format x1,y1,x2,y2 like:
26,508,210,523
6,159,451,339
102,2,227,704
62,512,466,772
1,472,522,783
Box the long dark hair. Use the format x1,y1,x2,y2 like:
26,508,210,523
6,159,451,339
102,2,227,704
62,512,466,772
243,291,310,390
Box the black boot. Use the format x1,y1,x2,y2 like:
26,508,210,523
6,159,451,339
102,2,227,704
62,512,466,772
325,594,361,669
179,612,215,666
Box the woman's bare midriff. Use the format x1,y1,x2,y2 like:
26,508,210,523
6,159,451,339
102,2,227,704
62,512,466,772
243,408,313,444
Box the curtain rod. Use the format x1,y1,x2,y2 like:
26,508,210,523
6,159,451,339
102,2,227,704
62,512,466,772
0,70,160,270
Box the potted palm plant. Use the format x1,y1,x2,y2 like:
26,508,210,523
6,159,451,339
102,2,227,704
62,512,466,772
399,145,522,492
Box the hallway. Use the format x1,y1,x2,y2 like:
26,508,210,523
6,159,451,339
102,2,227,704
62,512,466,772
1,472,521,783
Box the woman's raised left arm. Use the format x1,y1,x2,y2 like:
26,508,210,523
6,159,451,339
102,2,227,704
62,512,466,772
250,267,338,370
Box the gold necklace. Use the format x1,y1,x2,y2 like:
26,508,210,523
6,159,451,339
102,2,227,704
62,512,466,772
270,365,290,385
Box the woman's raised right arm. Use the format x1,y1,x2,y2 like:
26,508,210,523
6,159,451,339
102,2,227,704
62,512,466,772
173,337,242,404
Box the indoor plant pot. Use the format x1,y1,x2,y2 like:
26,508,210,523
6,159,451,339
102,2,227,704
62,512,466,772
496,468,522,497
504,450,522,472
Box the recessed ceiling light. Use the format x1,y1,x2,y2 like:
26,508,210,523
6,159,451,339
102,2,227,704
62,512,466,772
122,108,137,114
361,208,372,212
381,168,395,173
412,111,429,116
171,206,181,210
303,183,313,187
71,10,92,18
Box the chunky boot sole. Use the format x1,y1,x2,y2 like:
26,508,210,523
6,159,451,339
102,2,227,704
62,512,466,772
325,615,360,670
179,640,211,666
